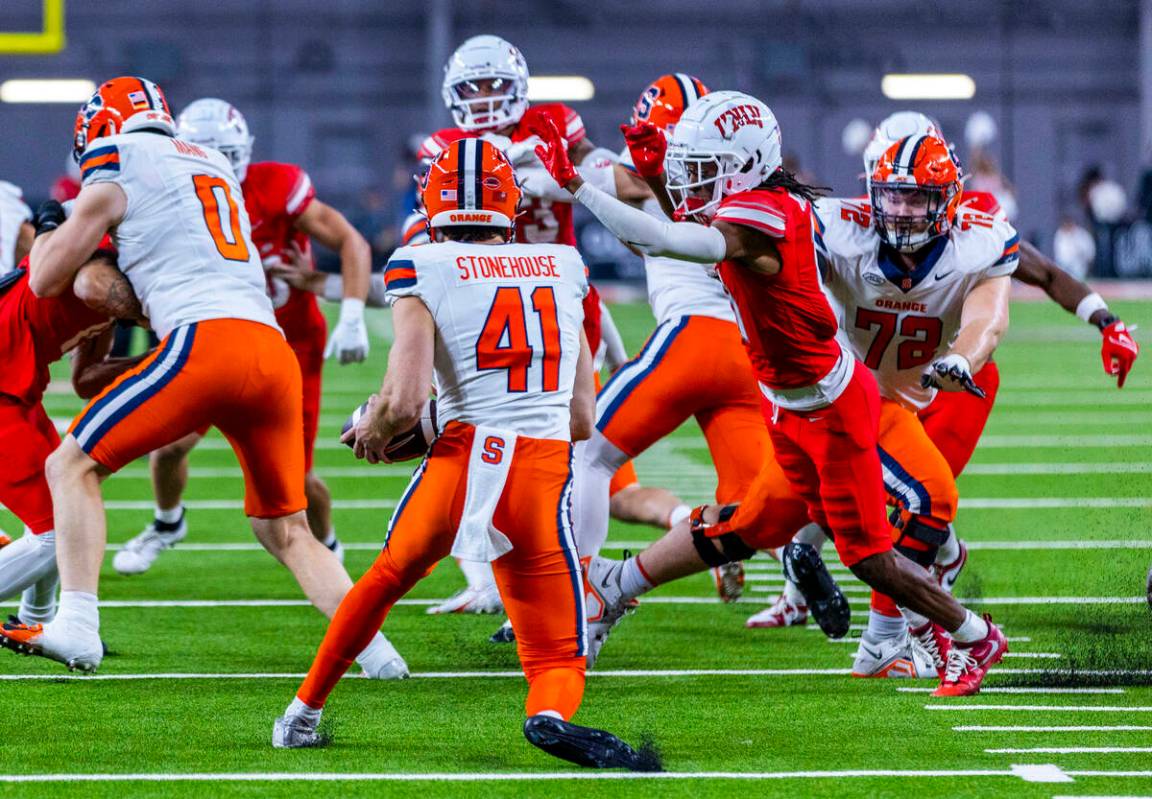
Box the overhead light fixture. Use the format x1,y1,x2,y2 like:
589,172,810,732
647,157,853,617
0,78,95,103
528,76,595,102
881,74,975,101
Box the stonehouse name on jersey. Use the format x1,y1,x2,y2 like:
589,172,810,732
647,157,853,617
456,253,562,281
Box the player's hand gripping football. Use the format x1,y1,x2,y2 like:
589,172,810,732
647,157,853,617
341,393,388,463
527,116,578,188
1100,319,1139,388
325,295,370,365
920,353,986,398
620,121,667,179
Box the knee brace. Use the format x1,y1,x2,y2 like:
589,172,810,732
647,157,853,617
893,514,950,568
689,504,756,567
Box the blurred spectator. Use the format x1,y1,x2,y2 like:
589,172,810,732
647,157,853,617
1078,165,1129,225
50,157,81,203
966,148,1019,222
1052,215,1096,279
1138,154,1152,223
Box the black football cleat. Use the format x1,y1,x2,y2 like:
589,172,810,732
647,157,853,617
489,620,516,644
523,715,662,771
782,542,851,639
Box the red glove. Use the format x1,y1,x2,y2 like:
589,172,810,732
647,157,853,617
1101,320,1139,388
526,115,578,187
620,121,667,178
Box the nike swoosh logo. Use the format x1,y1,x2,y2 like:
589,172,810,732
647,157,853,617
934,271,954,281
860,646,882,659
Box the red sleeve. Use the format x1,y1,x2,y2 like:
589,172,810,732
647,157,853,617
714,191,790,239
250,162,315,222
417,128,473,162
531,104,586,145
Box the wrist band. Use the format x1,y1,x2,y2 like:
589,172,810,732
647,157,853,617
1075,292,1108,324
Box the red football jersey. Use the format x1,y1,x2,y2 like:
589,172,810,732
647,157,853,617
242,161,326,345
0,269,112,405
418,103,587,247
712,189,841,390
959,190,1007,222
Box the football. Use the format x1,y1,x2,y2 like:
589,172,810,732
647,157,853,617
341,397,438,462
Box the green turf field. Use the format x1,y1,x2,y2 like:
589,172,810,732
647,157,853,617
2,298,1151,798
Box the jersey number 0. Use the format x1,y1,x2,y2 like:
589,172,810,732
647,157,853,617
477,286,561,393
192,175,251,262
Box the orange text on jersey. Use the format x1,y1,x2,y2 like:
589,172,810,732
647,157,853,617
456,254,561,281
875,298,928,313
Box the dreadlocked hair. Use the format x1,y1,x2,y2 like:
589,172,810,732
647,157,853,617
759,168,830,204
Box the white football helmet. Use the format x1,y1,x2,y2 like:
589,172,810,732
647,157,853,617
441,35,530,132
176,98,255,181
862,112,942,183
665,90,782,220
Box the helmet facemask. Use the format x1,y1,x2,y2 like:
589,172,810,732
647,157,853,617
665,147,754,222
870,182,958,253
444,75,528,132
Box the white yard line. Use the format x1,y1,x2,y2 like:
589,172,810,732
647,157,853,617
0,768,1064,784
988,747,1152,754
103,499,398,510
954,725,1152,732
926,705,1152,712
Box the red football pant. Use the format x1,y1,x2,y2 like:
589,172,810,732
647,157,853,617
297,422,586,719
767,362,892,568
0,397,59,534
918,361,1000,477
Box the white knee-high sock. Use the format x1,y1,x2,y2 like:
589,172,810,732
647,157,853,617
571,432,627,559
0,530,57,602
19,569,59,624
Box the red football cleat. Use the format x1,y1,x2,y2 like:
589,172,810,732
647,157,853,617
910,620,951,679
932,615,1007,697
0,532,11,549
0,619,102,672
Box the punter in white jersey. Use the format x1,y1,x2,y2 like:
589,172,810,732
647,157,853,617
814,133,1016,679
1,76,405,679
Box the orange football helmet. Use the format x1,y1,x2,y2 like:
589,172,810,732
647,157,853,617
420,138,522,239
870,134,963,252
73,76,174,163
631,73,709,133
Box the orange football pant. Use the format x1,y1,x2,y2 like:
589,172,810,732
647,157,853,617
297,421,586,719
591,371,638,496
918,361,1001,477
872,398,960,617
69,319,306,518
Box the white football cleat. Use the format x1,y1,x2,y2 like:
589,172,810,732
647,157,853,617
851,633,937,679
932,539,968,594
426,584,504,615
355,635,409,680
113,517,188,575
583,556,631,669
746,592,809,629
0,619,103,672
272,713,324,749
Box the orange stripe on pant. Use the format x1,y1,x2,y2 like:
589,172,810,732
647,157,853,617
297,421,586,719
69,319,306,518
596,315,768,504
592,370,638,496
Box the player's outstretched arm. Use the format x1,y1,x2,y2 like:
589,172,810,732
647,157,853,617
923,275,1010,394
345,296,434,463
620,122,676,219
295,199,372,364
1014,240,1139,387
570,329,595,442
28,184,126,297
71,327,148,400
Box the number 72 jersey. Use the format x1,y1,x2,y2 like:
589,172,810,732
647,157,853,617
814,197,1019,409
383,241,589,440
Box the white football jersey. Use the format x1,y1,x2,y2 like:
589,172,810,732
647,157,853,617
384,240,588,440
0,181,31,274
618,148,733,324
815,197,1019,409
79,132,277,339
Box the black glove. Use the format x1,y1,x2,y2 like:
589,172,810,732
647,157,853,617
33,200,66,237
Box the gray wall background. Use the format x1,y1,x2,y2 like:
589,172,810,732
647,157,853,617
0,0,1143,246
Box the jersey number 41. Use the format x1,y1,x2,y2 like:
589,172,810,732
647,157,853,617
477,286,561,393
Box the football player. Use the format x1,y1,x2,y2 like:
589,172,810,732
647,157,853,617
756,112,1140,635
532,91,1007,696
273,139,659,772
0,180,33,276
0,77,403,679
0,250,145,624
110,98,372,576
